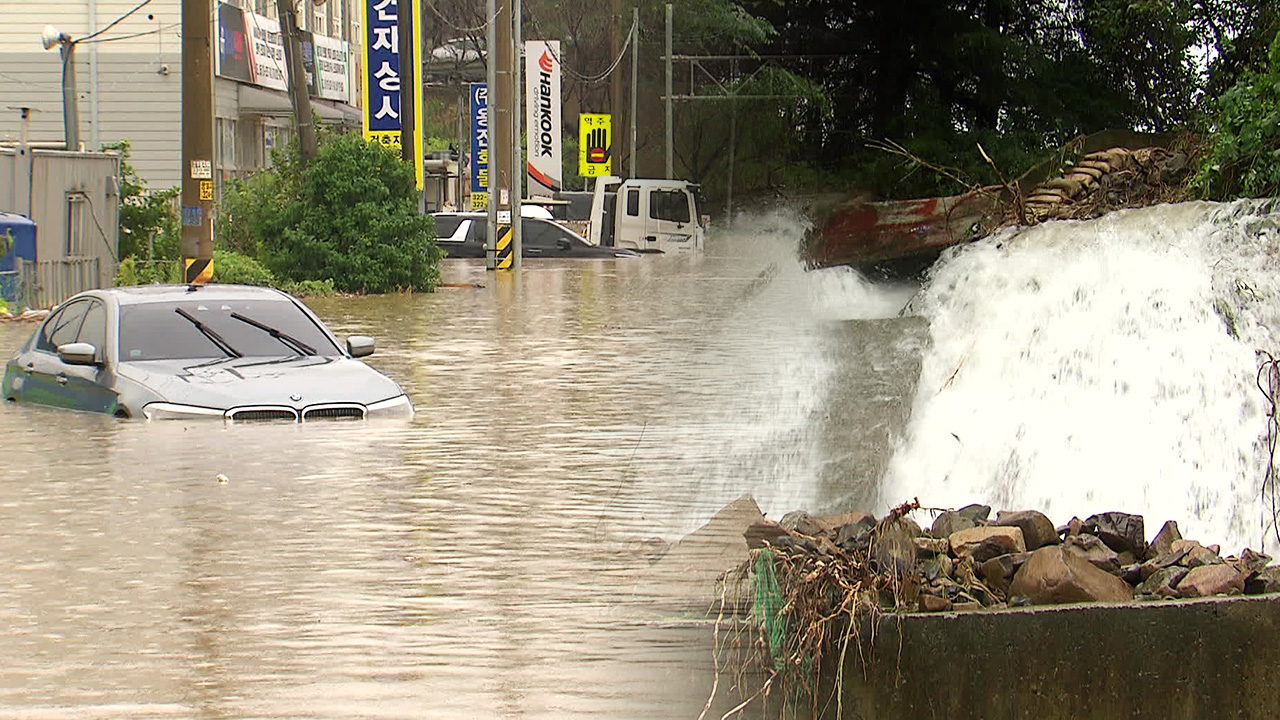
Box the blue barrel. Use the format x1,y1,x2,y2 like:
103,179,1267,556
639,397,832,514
0,212,37,305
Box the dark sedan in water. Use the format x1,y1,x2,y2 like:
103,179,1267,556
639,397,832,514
431,213,639,259
1,284,413,421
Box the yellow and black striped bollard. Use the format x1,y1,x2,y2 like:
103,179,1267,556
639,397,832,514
495,225,515,270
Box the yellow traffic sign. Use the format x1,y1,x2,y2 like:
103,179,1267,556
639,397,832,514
578,113,612,177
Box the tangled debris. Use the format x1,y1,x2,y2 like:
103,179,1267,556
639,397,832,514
724,498,1280,711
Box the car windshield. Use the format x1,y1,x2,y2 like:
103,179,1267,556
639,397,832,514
119,299,342,361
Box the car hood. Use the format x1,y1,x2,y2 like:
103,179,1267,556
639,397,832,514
118,355,405,410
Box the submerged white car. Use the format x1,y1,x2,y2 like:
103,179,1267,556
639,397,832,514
2,284,413,421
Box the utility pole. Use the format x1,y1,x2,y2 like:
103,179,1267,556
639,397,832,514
490,0,516,271
511,0,523,268
397,0,416,172
610,0,622,175
485,0,497,269
181,0,215,283
59,42,81,151
277,0,317,163
664,3,672,180
629,7,638,179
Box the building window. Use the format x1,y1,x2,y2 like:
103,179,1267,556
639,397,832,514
216,117,240,172
66,192,88,257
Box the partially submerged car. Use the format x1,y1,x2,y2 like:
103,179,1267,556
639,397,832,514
431,212,640,259
1,284,413,421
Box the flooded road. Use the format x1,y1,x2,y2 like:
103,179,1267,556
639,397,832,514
0,215,925,719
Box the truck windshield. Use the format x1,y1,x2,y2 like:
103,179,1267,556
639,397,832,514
120,299,341,360
650,190,691,223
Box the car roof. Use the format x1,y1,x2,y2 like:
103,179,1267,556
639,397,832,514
82,284,295,307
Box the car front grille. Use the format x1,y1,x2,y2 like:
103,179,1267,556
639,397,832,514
302,405,366,421
227,407,300,423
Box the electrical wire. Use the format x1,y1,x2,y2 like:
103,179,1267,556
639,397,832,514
427,3,502,35
77,192,120,263
526,8,635,84
78,0,155,44
78,23,180,46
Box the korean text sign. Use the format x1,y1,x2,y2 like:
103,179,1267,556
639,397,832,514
361,0,424,188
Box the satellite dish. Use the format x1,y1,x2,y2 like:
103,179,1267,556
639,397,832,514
41,24,65,50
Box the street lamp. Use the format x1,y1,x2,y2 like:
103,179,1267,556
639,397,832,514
41,24,80,151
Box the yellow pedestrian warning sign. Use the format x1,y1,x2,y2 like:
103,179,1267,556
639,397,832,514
578,113,612,177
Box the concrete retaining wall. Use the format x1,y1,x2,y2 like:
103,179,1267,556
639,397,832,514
834,594,1280,719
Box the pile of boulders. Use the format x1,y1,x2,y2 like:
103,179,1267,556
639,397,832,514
745,503,1280,612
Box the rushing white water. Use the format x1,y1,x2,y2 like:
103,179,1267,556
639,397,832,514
884,199,1280,554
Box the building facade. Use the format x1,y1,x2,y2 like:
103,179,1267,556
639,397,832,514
0,0,363,193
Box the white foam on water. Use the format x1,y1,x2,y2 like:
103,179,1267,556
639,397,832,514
883,199,1280,553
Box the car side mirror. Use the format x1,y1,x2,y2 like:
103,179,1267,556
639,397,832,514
58,342,99,366
557,238,572,251
347,335,376,358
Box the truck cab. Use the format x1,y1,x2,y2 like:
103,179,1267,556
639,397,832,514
585,177,705,254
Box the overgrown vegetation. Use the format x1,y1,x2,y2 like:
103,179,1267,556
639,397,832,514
115,131,442,295
103,140,179,264
218,132,443,294
1192,30,1280,200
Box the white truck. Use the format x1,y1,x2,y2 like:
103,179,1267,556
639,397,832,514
580,177,706,254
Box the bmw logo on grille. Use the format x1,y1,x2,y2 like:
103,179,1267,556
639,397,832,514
290,393,302,402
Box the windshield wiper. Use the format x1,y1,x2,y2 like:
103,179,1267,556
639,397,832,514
229,312,317,356
174,307,242,358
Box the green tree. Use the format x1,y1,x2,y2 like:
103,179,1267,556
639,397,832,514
103,140,179,262
218,132,444,294
1193,30,1280,200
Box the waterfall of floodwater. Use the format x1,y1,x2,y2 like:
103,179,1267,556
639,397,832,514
883,199,1280,554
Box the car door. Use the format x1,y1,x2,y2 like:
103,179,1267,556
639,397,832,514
644,188,697,251
61,299,117,414
24,300,91,409
522,218,560,257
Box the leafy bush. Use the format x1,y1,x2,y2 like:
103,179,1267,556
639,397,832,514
220,132,443,294
212,249,275,286
114,257,181,286
102,140,180,262
1192,31,1280,200
280,278,338,297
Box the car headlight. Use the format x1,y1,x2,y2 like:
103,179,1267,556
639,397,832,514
143,402,226,421
365,394,413,418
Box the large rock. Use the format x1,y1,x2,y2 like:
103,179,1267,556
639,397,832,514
931,511,976,539
1170,539,1224,569
813,510,876,535
958,503,992,523
1064,534,1122,574
979,552,1033,596
995,510,1060,550
780,510,823,537
1246,566,1280,595
1148,520,1182,559
1135,566,1188,599
949,526,1026,559
1231,548,1272,580
1178,565,1245,598
1008,545,1134,605
1084,511,1146,557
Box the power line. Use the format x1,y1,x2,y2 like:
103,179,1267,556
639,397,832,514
526,9,635,84
79,0,155,44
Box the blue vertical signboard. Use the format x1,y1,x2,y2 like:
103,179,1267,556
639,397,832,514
470,82,489,210
361,0,424,188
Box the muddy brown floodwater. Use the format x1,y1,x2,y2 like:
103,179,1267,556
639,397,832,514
0,219,925,719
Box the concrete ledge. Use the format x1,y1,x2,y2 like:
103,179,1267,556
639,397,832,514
836,594,1280,719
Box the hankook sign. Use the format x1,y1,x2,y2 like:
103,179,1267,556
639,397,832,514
524,40,563,197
